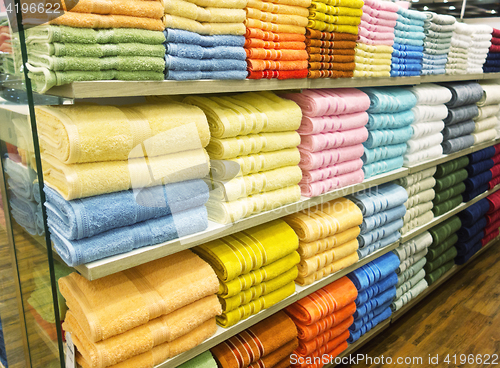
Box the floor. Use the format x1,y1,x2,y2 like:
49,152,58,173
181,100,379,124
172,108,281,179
338,243,500,368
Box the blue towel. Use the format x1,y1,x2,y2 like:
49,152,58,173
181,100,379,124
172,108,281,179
455,230,484,256
350,183,408,217
364,126,414,149
164,29,245,47
356,273,398,306
442,120,476,140
421,68,446,75
442,135,475,154
486,53,500,60
52,205,209,266
456,217,487,241
444,105,479,125
359,219,404,248
165,43,246,60
484,66,500,73
442,82,484,108
44,180,209,240
353,289,396,323
362,144,408,165
392,57,422,64
391,63,423,71
351,301,393,331
464,171,493,192
460,199,490,227
423,53,448,60
394,37,424,47
483,59,500,67
366,110,415,130
165,55,247,71
348,251,401,290
466,159,495,177
362,87,418,114
469,146,497,164
395,23,424,33
396,14,425,27
10,194,44,236
394,30,425,40
393,43,424,52
397,8,427,21
347,307,392,343
462,184,489,202
363,156,405,179
361,205,407,234
165,70,248,80
422,58,448,66
393,50,425,59
391,70,422,77
455,242,482,265
358,231,401,259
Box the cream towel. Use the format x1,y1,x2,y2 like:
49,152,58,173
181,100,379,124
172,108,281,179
355,48,392,59
472,129,497,144
404,176,437,197
35,102,210,164
356,43,393,54
405,188,435,209
164,0,246,23
42,149,210,200
228,148,301,175
355,55,391,65
400,210,434,235
354,64,391,72
403,201,434,224
206,185,301,224
354,70,391,77
163,14,246,35
295,252,359,286
474,116,498,133
185,0,247,8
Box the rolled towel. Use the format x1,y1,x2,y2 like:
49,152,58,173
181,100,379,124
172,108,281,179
442,135,475,154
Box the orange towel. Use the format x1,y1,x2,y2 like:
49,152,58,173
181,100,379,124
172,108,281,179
248,338,299,368
49,12,164,31
246,27,306,41
245,18,306,34
308,61,355,70
245,48,308,60
247,59,308,71
306,46,355,55
305,39,356,48
293,331,349,368
308,70,353,78
61,0,164,19
308,54,355,62
306,28,357,41
245,37,306,49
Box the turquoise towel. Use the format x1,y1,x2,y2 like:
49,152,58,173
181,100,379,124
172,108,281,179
363,144,407,164
394,36,424,47
362,87,418,114
366,110,415,130
394,30,425,40
364,126,414,148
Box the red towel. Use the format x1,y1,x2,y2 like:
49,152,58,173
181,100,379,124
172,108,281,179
487,191,500,213
484,218,500,236
491,153,500,165
482,229,499,246
492,28,500,38
486,209,500,226
489,44,500,53
491,37,500,45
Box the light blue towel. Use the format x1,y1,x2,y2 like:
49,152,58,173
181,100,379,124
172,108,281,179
393,43,424,52
52,205,209,266
165,70,248,80
392,57,422,64
359,219,404,248
165,55,247,71
358,231,401,259
165,43,247,60
394,30,425,40
393,50,424,59
347,307,392,343
396,14,425,27
397,8,427,21
10,193,44,236
391,70,422,77
395,23,424,33
363,144,408,165
421,68,446,75
361,205,407,234
44,180,209,240
394,36,424,47
363,156,405,178
422,53,448,60
164,29,245,47
356,272,398,306
362,87,418,113
366,110,415,130
352,289,395,325
364,126,414,148
422,58,447,66
391,63,422,71
350,183,409,217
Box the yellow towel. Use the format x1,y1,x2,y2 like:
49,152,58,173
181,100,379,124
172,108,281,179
247,0,310,17
310,2,363,15
270,0,312,7
49,12,165,31
205,185,302,224
35,102,210,164
298,226,360,259
355,48,392,60
207,165,302,202
76,319,218,368
42,149,210,200
207,131,301,160
218,252,301,297
308,12,361,26
220,267,298,312
164,0,246,23
217,282,296,327
185,0,248,8
295,252,359,286
62,0,164,19
245,18,306,34
356,43,393,54
298,238,359,277
194,219,299,281
246,7,309,27
283,197,363,242
58,250,219,342
355,55,392,65
314,0,364,8
63,296,221,368
355,64,391,72
163,14,246,35
354,70,391,77
307,19,358,34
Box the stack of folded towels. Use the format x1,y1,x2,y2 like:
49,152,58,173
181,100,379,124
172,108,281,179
305,0,363,79
398,167,436,235
59,250,222,368
285,277,358,365
185,91,302,224
346,252,400,342
354,0,397,78
474,82,500,144
441,82,484,154
404,84,451,165
488,144,500,189
194,220,299,327
425,216,461,284
445,22,472,75
455,199,490,265
462,147,496,202
361,87,417,178
484,28,500,73
390,7,426,77
484,190,500,244
25,0,165,93
391,231,431,311
283,88,369,196
432,157,468,216
283,197,363,286
348,183,407,259
163,0,248,80
211,311,298,368
37,101,211,266
420,13,456,76
243,0,311,79
467,25,493,74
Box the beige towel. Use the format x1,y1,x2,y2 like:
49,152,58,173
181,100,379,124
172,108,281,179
164,0,246,23
228,148,301,175
298,227,360,259
62,0,164,19
163,14,246,35
49,12,165,31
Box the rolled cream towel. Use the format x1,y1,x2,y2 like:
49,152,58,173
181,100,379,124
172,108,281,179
404,176,436,197
42,149,210,200
229,148,301,175
295,252,359,285
474,116,498,133
298,227,360,259
297,112,369,135
164,0,246,23
472,129,497,144
398,166,436,187
477,83,500,106
300,158,364,184
405,188,435,209
476,104,500,120
299,169,364,197
298,144,365,170
58,250,219,342
403,201,434,224
298,127,368,153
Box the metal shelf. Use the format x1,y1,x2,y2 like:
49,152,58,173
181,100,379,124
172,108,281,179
75,168,408,280
42,73,500,99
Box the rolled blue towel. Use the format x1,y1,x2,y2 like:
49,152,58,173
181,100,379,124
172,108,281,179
364,126,414,148
455,242,482,265
398,8,427,21
460,198,490,226
347,307,393,343
351,300,393,331
362,144,407,165
166,43,246,61
421,68,446,75
353,288,396,322
444,105,479,125
358,231,401,259
348,251,401,291
356,273,398,306
466,159,494,177
394,30,425,40
366,110,415,130
455,230,484,256
442,135,475,154
10,194,44,236
462,184,489,202
394,37,424,47
456,217,487,241
166,43,204,59
391,70,422,77
391,63,423,71
361,205,407,234
165,70,203,80
201,70,248,80
358,219,404,248
362,87,418,113
165,55,247,71
484,66,500,73
393,50,425,59
350,183,408,217
442,120,476,140
464,170,493,193
442,82,484,108
52,205,209,266
44,180,209,240
164,29,245,47
468,146,497,164
392,57,422,64
395,23,424,33
363,156,405,179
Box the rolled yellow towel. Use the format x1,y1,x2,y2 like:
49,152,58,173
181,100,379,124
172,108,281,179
247,0,310,17
295,252,359,286
164,0,246,23
229,148,301,176
163,14,246,35
298,226,360,259
185,0,247,8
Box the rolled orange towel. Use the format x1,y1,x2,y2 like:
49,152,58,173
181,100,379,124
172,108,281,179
306,28,358,41
308,53,355,62
246,48,309,60
247,59,309,70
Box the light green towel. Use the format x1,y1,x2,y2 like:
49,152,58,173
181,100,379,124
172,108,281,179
25,25,166,44
179,352,217,368
29,42,166,58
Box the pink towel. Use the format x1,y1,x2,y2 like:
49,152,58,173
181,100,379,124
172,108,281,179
364,0,399,12
298,112,368,135
361,13,397,27
300,158,364,184
359,20,395,33
299,144,364,170
300,170,365,197
298,127,369,152
358,27,395,41
283,89,370,118
357,34,395,46
362,6,398,21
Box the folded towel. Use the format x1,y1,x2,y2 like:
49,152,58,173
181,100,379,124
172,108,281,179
364,126,413,149
399,166,436,187
358,231,401,259
394,231,432,261
363,143,407,165
295,252,359,285
347,251,400,290
298,127,368,152
427,233,457,261
299,144,364,170
411,121,445,139
220,148,301,175
299,170,365,197
405,188,435,209
297,226,360,259
355,273,398,306
432,195,463,216
435,156,469,178
443,82,484,108
358,219,404,248
298,111,368,135
165,0,245,23
411,104,448,123
442,135,475,154
48,12,164,31
442,120,476,140
178,351,217,368
433,182,466,205
30,42,166,58
300,158,363,183
164,14,246,35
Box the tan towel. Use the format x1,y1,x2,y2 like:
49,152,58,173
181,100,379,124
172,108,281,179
49,12,165,31
62,0,164,19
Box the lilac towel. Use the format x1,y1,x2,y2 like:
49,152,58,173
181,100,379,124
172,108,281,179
298,127,369,152
358,34,395,46
360,20,395,33
358,27,395,41
300,158,364,184
299,144,365,170
364,0,400,12
300,170,365,197
362,13,397,27
298,112,369,135
363,6,398,21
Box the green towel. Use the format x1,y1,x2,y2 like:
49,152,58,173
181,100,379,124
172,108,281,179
28,54,165,72
179,352,218,368
29,42,166,58
25,25,166,45
424,246,458,273
434,169,468,192
427,233,458,261
435,156,469,178
433,182,466,205
425,260,455,285
432,195,463,217
429,216,462,246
